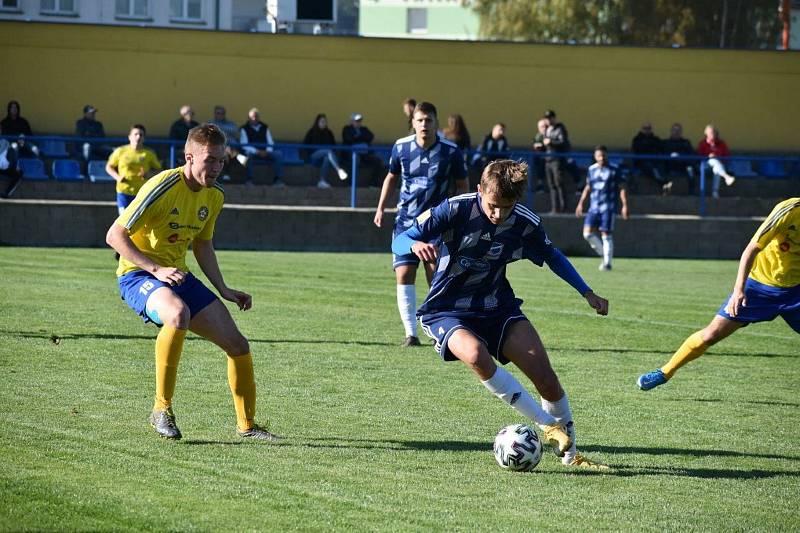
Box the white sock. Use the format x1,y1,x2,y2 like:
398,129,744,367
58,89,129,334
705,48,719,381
602,235,614,267
583,231,603,256
396,284,417,337
482,367,558,426
541,394,577,463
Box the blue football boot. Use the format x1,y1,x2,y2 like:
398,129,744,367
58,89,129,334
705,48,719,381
637,369,668,391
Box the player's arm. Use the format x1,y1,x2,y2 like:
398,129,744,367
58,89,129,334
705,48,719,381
545,249,608,315
619,186,629,219
105,222,186,285
374,171,398,227
106,150,123,182
192,237,252,311
392,201,453,262
725,241,761,317
575,184,590,216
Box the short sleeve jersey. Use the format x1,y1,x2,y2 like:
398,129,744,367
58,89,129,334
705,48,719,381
749,197,800,288
409,193,556,319
389,135,467,231
108,145,162,196
587,163,625,214
115,168,224,277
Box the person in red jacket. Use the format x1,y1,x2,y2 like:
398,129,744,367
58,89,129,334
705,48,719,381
697,124,736,199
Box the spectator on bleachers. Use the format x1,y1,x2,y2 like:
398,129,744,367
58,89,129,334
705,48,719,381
209,105,244,182
402,98,416,133
1,100,33,136
442,114,472,155
540,109,571,213
168,105,199,165
698,124,735,199
106,124,162,215
13,135,39,159
631,122,669,193
531,117,548,191
0,138,24,199
302,113,348,189
238,107,285,186
75,104,112,160
474,122,509,170
662,122,697,195
342,112,383,188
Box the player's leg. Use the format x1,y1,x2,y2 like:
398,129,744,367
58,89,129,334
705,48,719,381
600,231,614,270
189,300,279,441
145,286,191,439
395,262,421,346
638,315,743,391
446,328,562,430
423,259,436,286
582,223,603,257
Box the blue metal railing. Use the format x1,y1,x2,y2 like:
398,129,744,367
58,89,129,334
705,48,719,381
3,134,798,215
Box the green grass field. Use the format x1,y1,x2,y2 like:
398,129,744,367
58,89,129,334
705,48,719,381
1,248,798,531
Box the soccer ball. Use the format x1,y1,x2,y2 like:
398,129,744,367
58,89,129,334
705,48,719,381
493,424,543,472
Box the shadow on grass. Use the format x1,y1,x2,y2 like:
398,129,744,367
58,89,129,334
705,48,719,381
179,439,246,446
558,465,800,480
564,347,798,358
581,444,800,462
663,398,800,408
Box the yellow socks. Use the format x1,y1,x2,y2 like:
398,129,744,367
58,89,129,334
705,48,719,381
661,331,708,379
227,353,256,431
153,326,186,412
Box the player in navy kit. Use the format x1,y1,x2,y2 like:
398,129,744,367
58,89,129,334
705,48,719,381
393,160,609,468
575,145,629,271
375,102,468,346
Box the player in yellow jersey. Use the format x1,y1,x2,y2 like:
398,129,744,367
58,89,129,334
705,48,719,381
106,124,278,440
106,124,162,215
638,197,800,390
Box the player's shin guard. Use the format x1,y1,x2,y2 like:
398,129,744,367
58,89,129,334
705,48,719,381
482,367,558,426
541,394,578,463
583,231,603,256
153,325,186,411
661,331,708,379
602,235,614,266
397,284,417,337
227,353,256,432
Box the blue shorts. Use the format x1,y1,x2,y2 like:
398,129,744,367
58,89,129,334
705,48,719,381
717,278,800,333
583,211,615,233
392,224,420,270
116,192,136,211
118,270,218,326
420,308,528,365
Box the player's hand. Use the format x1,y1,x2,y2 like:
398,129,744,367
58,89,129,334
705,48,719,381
154,266,186,286
221,287,252,311
575,205,583,217
725,288,746,317
411,242,438,263
373,209,383,228
585,291,609,316
621,206,629,220
543,138,551,146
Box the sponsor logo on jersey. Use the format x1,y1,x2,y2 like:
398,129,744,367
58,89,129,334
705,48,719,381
457,256,490,272
198,206,209,221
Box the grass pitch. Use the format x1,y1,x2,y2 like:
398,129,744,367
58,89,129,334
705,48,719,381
0,248,798,531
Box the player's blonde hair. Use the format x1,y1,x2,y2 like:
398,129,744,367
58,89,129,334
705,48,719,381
480,160,528,200
185,123,227,152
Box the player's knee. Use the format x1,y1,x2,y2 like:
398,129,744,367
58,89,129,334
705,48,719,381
226,334,250,357
582,230,594,239
460,346,492,373
160,303,190,329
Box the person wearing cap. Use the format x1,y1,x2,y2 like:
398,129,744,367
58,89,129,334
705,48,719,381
76,105,112,160
238,107,285,186
341,112,384,188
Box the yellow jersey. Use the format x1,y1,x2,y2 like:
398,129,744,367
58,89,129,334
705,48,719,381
749,197,800,288
115,168,224,277
108,144,162,196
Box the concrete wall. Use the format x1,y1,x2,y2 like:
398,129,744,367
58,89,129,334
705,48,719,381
0,199,760,259
1,21,798,151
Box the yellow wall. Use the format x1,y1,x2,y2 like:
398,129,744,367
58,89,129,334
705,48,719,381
1,21,799,151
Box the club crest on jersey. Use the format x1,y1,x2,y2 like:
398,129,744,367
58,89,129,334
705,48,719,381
487,242,504,259
780,241,790,252
458,256,490,272
198,206,209,221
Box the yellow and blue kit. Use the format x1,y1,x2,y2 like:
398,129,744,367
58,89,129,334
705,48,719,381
108,144,162,197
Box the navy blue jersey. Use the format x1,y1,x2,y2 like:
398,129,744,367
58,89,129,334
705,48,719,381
587,163,625,214
409,193,556,319
389,134,467,231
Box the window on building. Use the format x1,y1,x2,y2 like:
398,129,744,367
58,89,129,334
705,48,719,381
407,8,427,34
41,0,77,14
170,0,202,21
297,0,333,21
1,0,21,10
116,0,149,18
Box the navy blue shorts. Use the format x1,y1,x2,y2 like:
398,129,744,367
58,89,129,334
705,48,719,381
717,278,800,333
583,211,615,233
420,308,528,365
118,270,218,326
116,192,136,212
392,224,420,270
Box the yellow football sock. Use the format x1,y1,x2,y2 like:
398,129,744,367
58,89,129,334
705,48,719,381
661,331,708,379
153,325,186,412
227,353,256,431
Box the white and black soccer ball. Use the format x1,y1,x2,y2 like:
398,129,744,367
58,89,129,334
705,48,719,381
493,424,543,472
